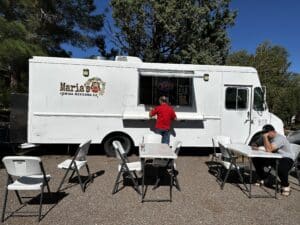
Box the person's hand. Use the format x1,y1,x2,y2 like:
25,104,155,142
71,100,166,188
251,145,258,151
263,132,269,139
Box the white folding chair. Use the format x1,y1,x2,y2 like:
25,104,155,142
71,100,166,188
1,156,51,222
218,142,248,192
211,136,232,161
289,143,300,185
57,140,93,192
112,140,141,194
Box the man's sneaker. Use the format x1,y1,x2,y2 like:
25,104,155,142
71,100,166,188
281,186,290,196
254,180,264,186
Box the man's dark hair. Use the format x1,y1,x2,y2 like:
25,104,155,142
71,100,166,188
262,124,275,133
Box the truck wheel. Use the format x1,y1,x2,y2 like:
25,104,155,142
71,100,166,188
103,134,132,157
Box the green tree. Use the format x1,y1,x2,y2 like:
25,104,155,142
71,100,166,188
0,17,45,108
0,0,104,108
109,0,236,64
226,42,300,124
0,0,104,56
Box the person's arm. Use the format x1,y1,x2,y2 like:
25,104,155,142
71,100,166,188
251,135,263,150
262,133,277,152
149,107,156,118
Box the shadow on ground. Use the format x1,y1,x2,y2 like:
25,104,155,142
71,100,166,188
2,192,68,222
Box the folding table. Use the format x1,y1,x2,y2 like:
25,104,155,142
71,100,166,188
227,143,282,199
139,143,177,202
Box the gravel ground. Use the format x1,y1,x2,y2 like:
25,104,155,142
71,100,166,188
0,148,299,225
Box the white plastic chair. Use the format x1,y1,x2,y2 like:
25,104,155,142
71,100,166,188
57,140,93,192
218,142,248,191
289,143,300,184
1,156,51,222
211,136,232,161
112,140,141,194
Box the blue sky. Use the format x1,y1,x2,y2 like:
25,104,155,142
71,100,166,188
63,0,300,73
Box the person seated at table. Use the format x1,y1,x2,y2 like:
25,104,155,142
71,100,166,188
149,96,177,144
252,124,294,196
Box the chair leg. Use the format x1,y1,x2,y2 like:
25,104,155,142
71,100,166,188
14,190,23,204
152,166,161,190
211,147,216,162
86,164,93,183
68,170,76,182
296,165,300,185
128,172,141,195
57,167,72,192
74,166,85,192
38,185,44,222
170,169,173,202
216,164,223,183
1,187,8,222
112,171,122,194
235,166,249,192
173,170,181,191
221,166,232,190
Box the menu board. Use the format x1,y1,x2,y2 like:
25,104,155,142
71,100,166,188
139,76,192,106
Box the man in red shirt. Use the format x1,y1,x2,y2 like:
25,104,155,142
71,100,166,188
149,96,177,144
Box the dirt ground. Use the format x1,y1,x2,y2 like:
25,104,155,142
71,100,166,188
0,147,299,225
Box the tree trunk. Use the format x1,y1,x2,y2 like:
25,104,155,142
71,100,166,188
10,71,18,90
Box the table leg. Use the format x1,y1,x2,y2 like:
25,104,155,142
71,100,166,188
141,158,145,203
275,159,279,199
249,158,252,199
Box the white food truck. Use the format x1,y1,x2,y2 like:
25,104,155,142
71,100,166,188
28,56,284,155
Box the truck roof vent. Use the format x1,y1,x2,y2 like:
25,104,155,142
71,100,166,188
90,55,107,60
115,56,142,63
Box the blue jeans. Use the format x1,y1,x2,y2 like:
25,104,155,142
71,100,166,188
156,129,170,144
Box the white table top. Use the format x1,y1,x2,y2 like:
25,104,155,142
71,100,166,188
227,143,282,159
139,143,177,159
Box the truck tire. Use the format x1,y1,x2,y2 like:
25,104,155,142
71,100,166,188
103,134,132,157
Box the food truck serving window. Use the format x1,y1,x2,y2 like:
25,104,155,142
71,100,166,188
139,75,193,106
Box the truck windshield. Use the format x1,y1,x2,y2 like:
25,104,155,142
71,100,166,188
139,75,193,106
253,87,265,111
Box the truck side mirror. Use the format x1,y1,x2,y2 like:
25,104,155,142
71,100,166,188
262,86,266,102
262,86,267,110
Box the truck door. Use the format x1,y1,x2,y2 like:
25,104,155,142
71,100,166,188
222,86,252,143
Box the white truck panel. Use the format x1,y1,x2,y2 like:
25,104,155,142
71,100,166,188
27,56,283,149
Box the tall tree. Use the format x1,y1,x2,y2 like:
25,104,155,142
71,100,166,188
0,16,45,108
226,42,300,124
109,0,236,64
0,0,104,56
0,0,104,108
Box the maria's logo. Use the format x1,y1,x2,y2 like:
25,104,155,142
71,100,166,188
60,77,106,97
85,77,106,96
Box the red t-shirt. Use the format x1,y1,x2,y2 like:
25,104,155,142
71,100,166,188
150,103,176,130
